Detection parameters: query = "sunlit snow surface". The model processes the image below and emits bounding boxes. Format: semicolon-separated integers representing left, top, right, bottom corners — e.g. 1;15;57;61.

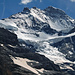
11;56;48;75
0;7;75;70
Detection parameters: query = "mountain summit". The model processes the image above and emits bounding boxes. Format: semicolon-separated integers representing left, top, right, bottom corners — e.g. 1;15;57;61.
44;6;66;15
0;6;75;75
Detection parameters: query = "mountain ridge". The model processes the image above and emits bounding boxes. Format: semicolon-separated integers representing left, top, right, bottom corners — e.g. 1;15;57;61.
0;6;75;75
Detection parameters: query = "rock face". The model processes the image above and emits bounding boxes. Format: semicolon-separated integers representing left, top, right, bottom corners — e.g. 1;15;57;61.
0;28;67;75
0;6;75;75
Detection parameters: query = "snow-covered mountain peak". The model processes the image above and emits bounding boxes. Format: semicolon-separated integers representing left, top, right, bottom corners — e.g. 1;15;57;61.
0;6;75;74
0;6;75;34
44;6;66;15
30;7;43;15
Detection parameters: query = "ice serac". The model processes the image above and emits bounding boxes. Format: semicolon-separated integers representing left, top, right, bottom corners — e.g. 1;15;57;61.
0;6;75;75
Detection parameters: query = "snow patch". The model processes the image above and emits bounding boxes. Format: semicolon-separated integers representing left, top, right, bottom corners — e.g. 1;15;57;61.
11;56;50;75
68;51;73;55
0;44;3;47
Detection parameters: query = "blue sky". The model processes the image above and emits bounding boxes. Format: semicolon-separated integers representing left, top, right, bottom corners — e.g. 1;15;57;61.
0;0;75;19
